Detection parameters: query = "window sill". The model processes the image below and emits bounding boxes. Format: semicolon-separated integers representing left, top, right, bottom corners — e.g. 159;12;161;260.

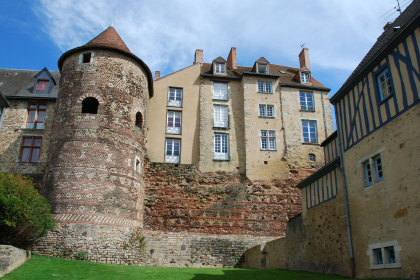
300;109;316;112
370;262;402;270
302;142;319;146
23;128;45;131
213;127;230;130
258;116;275;119
257;92;273;94
212;99;228;102
213;159;230;162
260;149;277;152
167;105;183;108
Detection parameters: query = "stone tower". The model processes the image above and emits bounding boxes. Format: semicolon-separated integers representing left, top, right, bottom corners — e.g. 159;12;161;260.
40;26;153;259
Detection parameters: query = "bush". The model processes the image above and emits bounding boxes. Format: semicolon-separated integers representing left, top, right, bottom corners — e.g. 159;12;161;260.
0;172;55;249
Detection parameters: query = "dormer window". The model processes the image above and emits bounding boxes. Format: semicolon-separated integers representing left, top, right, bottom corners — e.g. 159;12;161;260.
215;63;226;74
83;52;92;63
36;80;49;90
301;72;310;83
258;64;268;74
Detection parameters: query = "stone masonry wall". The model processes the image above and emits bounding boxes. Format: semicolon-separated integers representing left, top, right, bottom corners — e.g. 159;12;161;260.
0;245;30;278
144;162;315;236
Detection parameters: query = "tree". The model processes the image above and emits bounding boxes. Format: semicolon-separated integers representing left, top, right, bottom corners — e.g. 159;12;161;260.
0;172;55;249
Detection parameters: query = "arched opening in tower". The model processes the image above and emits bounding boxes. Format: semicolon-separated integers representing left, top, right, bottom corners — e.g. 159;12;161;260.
135;112;143;130
82;97;99;114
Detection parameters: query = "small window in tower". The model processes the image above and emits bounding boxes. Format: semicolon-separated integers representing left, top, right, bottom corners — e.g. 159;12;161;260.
309;154;316;162
83;52;92;63
135;112;143;129
136;158;141;173
82;97;99;114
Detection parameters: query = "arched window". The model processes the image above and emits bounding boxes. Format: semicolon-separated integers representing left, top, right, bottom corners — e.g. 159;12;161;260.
82;97;99;114
135;112;143;129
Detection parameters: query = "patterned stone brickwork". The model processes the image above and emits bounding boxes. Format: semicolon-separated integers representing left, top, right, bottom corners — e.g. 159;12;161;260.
0;99;55;181
42;48;150;229
144;162;315;236
33;223;271;268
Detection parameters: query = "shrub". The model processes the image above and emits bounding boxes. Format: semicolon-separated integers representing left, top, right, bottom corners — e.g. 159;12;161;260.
0;172;55;249
74;252;87;260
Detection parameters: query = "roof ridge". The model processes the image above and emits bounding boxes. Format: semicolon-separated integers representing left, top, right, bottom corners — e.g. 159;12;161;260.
155;63;200;81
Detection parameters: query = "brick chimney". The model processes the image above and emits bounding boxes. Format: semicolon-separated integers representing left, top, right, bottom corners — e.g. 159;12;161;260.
155;71;160;80
194;49;203;64
227;47;237;69
298;48;310;71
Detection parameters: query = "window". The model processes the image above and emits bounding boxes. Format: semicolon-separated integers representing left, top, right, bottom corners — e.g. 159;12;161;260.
27;102;46;129
374;248;383;264
135;112;143;130
365;161;373;186
214;133;229;160
300;92;314;111
135;158;141;174
166;111;181;134
215;63;226;74
259;104;274;117
82;97;99;114
309;154;316;162
301;72;309;83
168;88;182;107
82;52;92;63
364;154;384;187
165;139;180;163
213;105;228;128
258;81;272;93
385;247;396;264
374;155;383;181
261;130;276;150
258;64;268;74
36;80;49;91
20;137;42;163
377;68;392;100
302;121;317;143
368;241;401;269
213;83;228;100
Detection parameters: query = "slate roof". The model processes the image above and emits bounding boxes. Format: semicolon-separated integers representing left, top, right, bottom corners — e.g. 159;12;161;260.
0;91;10;108
331;0;420;103
0;68;60;99
201;62;329;90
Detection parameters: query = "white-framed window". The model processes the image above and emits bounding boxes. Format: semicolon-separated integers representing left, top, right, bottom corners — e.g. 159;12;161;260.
368;241;401;269
260;130;276;150
365;161;373;186
258;64;268;74
301;72;309;83
374;155;383;181
213;105;228;128
166;111;181;134
302;120;317;143
215;63;226;74
363;154;384;187
309;153;316;162
259;104;274;117
214;133;229;160
213;83;228;100
168;88;182;107
257;81;272;93
165;138;180;163
377;68;392;100
300;92;314;111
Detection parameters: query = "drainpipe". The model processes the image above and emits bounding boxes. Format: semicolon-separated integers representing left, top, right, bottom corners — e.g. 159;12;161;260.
321;90;328;138
335;107;355;278
0;107;5;133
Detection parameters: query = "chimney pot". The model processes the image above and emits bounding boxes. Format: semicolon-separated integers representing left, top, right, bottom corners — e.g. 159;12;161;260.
155;71;160;80
298;48;310;71
227;47;237;69
194;49;203;65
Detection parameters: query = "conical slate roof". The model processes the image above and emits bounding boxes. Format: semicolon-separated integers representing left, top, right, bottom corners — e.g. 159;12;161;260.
85;26;131;53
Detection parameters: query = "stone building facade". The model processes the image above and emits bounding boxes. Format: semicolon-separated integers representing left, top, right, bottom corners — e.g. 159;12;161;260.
0;26;333;267
244;1;420;278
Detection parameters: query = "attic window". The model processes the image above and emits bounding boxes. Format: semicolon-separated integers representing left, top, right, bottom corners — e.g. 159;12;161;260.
301;72;310;83
82;52;92;63
82;97;99;114
36;80;49;90
258;64;268;74
215;63;225;74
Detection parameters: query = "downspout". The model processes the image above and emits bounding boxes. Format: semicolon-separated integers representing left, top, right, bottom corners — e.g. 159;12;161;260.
321;90;328;137
279;86;287;160
0;107;5;133
335;106;355;278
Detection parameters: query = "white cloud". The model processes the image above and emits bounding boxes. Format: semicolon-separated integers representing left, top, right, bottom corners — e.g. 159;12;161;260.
35;0;409;77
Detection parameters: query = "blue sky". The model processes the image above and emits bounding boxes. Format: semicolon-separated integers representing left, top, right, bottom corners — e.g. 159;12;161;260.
0;0;410;108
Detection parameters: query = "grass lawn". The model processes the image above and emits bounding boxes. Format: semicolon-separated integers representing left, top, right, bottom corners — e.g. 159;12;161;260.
3;255;403;280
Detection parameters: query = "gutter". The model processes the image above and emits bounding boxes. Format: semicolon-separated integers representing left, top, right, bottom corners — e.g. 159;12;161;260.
322;90;328;138
280;83;331;91
335;108;355;278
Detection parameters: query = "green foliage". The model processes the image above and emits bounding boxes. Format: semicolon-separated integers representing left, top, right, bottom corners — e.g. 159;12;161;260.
74;252;87;260
150;249;155;255
131;229;147;252
0;172;55;249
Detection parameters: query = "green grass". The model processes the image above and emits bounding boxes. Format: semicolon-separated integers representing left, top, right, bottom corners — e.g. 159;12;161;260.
3;255;402;280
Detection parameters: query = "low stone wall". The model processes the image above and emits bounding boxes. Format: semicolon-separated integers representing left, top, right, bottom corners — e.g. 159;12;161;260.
0;245;30;278
33;222;274;268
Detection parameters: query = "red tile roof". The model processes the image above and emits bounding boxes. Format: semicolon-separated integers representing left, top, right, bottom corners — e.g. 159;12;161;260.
85;26;131;53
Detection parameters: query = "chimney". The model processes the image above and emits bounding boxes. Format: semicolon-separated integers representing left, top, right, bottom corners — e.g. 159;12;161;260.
227;47;237;69
194;49;203;64
383;22;393;31
155;71;160;80
298;48;310;71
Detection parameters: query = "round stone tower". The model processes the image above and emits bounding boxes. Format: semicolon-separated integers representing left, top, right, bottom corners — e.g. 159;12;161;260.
38;26;153;261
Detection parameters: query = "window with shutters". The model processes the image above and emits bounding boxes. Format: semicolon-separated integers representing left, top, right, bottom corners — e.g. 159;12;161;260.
166;111;181;134
213;83;228;100
259;104;274;117
26;102;46;129
213;105;228;128
165;138;180;163
260;130;276;150
20;137;42;163
214;133;229;160
168;88;182;107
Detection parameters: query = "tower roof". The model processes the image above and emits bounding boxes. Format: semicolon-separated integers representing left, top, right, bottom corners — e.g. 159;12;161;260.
85;26;131;53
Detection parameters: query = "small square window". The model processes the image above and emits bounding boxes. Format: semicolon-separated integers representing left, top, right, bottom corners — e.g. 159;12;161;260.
259;104;274;117
300;92;314;111
377;68;392;100
168;88;182;107
36;80;49;91
20;137;42;163
215;63;226;74
309;154;316;162
258;64;268;74
82;52;92;63
258;81;272;93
